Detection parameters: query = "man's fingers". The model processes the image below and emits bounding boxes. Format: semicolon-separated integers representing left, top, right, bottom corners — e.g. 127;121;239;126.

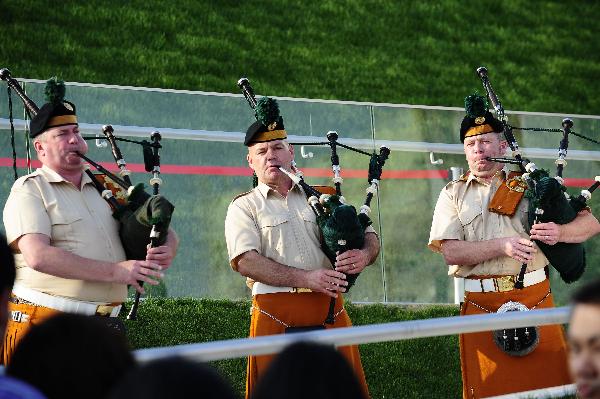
518;238;534;246
325;270;347;279
146;252;168;261
137;274;160;286
322;274;347;287
142;261;163;271
336;265;359;274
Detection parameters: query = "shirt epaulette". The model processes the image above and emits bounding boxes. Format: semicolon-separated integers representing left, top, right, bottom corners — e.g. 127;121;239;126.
230;189;254;203
443;171;469;189
11;170;42;188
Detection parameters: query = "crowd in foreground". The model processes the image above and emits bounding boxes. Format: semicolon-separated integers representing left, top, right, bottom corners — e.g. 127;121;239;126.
1;233;600;398
0;230;369;399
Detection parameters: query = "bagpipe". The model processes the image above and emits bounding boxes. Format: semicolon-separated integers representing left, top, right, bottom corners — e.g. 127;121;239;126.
1;69;175;319
476;66;598;283
238;77;390;324
84;127;173;320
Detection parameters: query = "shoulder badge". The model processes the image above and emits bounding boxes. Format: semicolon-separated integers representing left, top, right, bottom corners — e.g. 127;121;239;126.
505;174;528;193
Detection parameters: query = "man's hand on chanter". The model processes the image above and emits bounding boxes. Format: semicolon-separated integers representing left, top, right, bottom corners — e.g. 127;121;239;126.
501;236;537;263
334;248;369;274
304;269;348;298
114;260;164;294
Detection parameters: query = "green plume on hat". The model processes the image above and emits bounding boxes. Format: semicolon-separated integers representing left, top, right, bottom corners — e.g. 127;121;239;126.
464;93;488;118
255;96;280;127
44;77;66;105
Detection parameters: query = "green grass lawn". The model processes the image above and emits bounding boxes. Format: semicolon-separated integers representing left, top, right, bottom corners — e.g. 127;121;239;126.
1;0;599;115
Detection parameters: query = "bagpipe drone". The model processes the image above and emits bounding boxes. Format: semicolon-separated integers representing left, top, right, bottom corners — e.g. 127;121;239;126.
238;77;390;325
0;68;174;320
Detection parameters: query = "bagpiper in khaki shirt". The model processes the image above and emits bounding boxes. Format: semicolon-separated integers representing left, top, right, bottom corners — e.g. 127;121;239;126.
225;182;375;288
3;165;127;303
428;168;548;277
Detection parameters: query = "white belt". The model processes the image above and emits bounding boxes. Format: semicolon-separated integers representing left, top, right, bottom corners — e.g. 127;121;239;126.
12;284;122;317
252;282;313;296
464;268;547;293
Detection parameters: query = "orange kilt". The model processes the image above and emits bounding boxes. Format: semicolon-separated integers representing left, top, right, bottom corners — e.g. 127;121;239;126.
460;278;571;398
246;292;369;399
1;299;60;365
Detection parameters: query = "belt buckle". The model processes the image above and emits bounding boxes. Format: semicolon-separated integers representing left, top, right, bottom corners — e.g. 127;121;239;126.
95;305;114;317
292;288;312;293
496;276;516;292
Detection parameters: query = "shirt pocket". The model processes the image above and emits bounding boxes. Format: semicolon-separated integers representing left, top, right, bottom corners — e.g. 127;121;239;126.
458;203;482;241
258;213;290;255
300;207;321;243
49;209;82;251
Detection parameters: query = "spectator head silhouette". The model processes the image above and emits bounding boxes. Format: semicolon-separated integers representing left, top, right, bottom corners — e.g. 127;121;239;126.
251;341;367;399
6;313;134;399
108;356;239;399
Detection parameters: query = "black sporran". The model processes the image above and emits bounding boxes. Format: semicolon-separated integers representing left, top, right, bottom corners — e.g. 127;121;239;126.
492;301;539;357
284;325;326;334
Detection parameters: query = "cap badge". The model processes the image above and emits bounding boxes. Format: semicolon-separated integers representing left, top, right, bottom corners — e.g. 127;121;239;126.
474;116;486;125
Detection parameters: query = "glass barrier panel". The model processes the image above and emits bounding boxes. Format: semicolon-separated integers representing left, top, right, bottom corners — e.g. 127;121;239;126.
1;80;599;304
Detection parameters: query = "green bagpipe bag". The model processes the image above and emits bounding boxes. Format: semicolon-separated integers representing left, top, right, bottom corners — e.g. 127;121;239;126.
526;170;585;283
113;183;175;260
318;195;371;291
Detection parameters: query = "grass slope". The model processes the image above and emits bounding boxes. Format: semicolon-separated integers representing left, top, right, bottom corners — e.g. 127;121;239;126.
1;0;599;114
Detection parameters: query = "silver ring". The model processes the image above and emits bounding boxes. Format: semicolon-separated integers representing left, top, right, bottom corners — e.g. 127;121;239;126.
545;235;549;240
352;263;356;269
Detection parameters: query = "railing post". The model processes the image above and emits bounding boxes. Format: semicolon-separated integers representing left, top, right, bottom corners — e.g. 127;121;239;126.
449;166;465;305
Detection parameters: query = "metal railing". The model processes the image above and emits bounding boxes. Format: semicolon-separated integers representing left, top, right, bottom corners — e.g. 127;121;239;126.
134;306;575;398
134;306;570;362
2;119;599;161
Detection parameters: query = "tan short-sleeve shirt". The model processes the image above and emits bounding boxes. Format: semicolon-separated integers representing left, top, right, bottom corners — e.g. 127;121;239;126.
225;182;375;287
3;165;127;302
428;170;548;277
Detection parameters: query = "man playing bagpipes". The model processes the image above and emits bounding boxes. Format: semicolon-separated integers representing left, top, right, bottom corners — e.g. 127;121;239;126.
224;96;379;399
1;79;178;364
428;94;599;398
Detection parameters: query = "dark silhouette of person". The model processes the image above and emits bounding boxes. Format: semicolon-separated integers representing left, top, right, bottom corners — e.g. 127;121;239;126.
251;341;367;399
6;313;135;399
